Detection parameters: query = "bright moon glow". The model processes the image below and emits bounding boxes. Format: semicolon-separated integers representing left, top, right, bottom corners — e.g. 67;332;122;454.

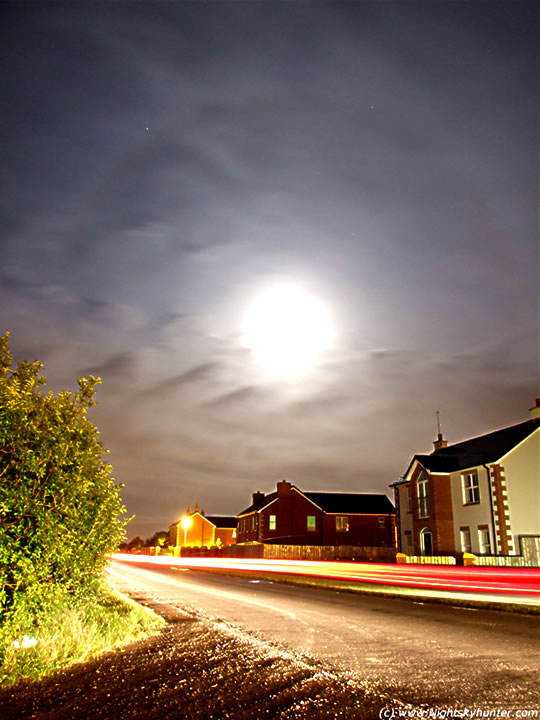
242;284;333;377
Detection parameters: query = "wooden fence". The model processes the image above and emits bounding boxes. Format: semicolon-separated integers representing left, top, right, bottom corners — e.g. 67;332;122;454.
226;544;398;563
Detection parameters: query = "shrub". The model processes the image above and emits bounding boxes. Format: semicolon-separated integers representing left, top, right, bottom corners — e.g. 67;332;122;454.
0;332;127;622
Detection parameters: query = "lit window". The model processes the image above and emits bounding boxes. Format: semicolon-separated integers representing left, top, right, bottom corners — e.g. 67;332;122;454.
462;472;480;504
460;528;471;553
417;473;430;518
336;516;349;532
478;527;491;554
269;514;276;531
307;515;316;531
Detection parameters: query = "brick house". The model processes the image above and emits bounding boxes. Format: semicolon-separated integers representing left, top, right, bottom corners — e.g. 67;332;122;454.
169;506;237;548
391;400;540;560
236;480;396;546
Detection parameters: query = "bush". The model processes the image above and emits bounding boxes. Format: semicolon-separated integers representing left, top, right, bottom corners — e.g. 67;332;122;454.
0;332;128;622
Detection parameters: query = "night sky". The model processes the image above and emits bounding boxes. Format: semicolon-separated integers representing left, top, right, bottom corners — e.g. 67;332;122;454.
2;1;538;540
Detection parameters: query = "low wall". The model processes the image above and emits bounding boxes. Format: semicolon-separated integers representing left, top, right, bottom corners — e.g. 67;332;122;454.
401;555;457;566
471;555;534;568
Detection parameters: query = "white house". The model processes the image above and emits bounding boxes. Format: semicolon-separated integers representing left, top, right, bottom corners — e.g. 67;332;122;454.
391;400;540;563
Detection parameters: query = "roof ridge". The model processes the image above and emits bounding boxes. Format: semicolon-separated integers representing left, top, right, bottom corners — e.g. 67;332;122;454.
304;490;388;495
437;418;536;452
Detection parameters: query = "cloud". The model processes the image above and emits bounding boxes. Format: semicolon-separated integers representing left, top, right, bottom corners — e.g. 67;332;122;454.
80;351;136;384
139;362;221;400
1;2;536;540
204;386;267;409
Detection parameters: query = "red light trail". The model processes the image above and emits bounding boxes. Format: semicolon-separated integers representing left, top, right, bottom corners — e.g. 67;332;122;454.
111;554;540;602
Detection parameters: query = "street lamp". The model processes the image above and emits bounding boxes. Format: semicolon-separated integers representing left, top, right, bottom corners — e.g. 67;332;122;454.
181;516;191;546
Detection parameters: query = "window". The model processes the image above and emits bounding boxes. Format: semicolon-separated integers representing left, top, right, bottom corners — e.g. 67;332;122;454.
460;527;472;553
478;527;491;555
307;515;316;531
406;485;412;512
462;472;480;504
404;532;413;552
417;473;430;518
336;516;349;532
378;516;385;527
268;514;276;531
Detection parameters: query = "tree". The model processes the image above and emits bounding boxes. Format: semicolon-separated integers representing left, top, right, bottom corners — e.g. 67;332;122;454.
145;530;168;548
0;332;127;619
127;536;144;551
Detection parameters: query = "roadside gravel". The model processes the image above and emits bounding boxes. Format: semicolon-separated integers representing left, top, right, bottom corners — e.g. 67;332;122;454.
0;585;412;720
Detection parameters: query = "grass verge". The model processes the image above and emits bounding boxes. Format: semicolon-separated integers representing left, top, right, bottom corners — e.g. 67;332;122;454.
0;579;165;687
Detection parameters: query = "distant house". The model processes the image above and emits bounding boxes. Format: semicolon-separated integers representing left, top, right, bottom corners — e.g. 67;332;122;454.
391;400;540;561
236;480;396;547
169;506;237;548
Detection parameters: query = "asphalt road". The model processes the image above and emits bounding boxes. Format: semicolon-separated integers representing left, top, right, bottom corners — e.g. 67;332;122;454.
109;558;540;712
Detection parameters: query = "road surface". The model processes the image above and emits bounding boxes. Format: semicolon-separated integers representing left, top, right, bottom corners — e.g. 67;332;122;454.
109;558;540;712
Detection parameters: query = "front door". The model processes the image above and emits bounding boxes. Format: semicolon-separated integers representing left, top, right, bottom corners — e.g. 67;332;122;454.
420;528;433;555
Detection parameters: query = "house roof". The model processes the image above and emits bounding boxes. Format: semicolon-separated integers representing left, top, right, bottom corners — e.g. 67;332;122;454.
204;515;237;529
302;491;395;514
170;513;237;529
237;487;395;516
237;492;279;516
404;418;539;476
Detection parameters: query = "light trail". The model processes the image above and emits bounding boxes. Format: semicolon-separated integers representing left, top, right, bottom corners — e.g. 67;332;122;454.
110;554;540;601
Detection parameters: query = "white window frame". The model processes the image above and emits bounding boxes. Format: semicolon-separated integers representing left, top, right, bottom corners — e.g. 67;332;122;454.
460;527;472;553
268;514;276;531
462;471;480;505
417;473;430;518
406;485;412;512
404;532;413;552
478;527;491;555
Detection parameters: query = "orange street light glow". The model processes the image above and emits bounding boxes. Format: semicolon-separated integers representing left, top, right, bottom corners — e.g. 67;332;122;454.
110;554;540;601
180;516;191;545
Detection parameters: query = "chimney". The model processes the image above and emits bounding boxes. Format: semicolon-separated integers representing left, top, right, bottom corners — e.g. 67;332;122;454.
529;398;540;420
433;433;448;452
277;479;292;497
432;410;448;452
252;491;265;505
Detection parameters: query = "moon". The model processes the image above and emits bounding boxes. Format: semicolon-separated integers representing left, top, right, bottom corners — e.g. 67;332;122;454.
242;283;333;378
